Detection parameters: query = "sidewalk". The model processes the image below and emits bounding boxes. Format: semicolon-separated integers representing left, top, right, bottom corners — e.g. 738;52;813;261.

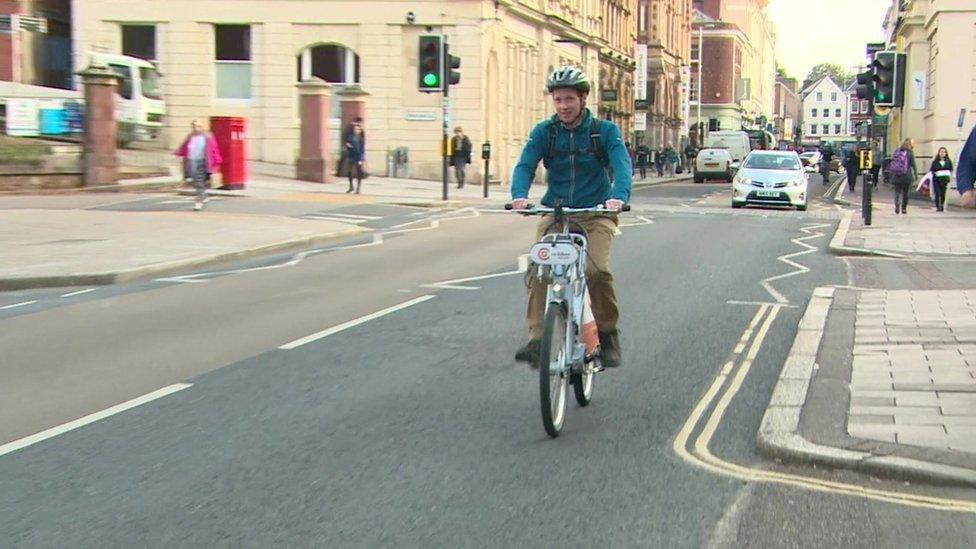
760;181;976;486
830;180;976;257
0;209;366;291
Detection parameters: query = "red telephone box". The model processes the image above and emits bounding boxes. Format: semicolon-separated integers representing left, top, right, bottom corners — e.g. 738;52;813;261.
209;116;247;189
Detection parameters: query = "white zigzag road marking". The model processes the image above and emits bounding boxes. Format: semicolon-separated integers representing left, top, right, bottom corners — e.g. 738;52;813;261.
760;223;832;304
155;208;480;283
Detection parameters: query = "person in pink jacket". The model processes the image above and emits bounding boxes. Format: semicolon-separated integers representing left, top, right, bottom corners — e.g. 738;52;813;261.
175;119;223;211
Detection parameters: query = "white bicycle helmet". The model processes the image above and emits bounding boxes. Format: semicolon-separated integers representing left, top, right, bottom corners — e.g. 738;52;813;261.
546;66;591;94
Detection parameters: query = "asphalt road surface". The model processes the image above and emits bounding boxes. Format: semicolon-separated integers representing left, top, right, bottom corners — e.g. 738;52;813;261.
2;180;975;547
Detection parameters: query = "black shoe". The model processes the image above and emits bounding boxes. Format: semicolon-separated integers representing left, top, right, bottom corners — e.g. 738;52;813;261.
598;329;621;368
515;340;541;366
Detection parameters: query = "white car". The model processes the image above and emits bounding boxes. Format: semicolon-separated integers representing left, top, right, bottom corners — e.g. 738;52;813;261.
693;148;733;183
799;151;822;173
731;151;809;211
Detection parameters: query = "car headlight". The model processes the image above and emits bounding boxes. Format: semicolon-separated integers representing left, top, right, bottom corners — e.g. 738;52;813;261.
790;178;805;187
735;177;751;186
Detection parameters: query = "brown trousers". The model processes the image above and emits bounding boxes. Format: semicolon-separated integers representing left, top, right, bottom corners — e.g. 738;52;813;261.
526;215;619;340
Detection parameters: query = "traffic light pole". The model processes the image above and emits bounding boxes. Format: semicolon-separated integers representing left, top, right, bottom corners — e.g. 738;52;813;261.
441;42;450;202
862;97;873;226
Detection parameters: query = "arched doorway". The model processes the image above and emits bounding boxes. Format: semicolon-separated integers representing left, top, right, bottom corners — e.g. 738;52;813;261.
296;43;361;118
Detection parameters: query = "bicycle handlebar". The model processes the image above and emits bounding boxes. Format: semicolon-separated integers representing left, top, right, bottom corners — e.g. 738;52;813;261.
504;203;631;213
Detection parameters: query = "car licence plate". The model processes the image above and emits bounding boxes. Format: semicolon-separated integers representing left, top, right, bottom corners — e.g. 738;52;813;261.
756;190;780;198
705;163;719;168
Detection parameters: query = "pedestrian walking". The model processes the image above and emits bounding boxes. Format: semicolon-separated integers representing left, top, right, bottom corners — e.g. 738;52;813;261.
655;146;665;177
956;125;976;209
664;143;678;177
870;138;882;188
345;124;366;194
635;144;650;179
684;143;698;173
335;117;363;177
844;148;859;192
930;146;953;212
174;119;223;211
890;138;918;214
450;126;472;189
626;142;636;176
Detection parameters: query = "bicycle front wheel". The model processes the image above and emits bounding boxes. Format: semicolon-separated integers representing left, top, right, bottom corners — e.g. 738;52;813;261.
540;302;569;438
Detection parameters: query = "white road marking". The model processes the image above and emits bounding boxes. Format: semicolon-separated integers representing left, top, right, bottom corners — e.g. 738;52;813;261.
303;215;370;224
279;295;436;350
726;300;798;308
321;212;382;220
420;283;480;291
60;288;96;298
0;300;37;310
0;383;192;458
760;223;831;304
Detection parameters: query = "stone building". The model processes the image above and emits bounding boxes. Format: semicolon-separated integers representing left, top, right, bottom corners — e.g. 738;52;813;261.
636;0;692;149
71;0;636;184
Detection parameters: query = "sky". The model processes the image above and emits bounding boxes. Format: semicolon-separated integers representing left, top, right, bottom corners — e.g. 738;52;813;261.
766;0;891;81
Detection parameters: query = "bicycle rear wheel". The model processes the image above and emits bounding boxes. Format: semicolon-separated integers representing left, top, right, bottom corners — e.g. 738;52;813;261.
571;362;594;406
539;302;569;438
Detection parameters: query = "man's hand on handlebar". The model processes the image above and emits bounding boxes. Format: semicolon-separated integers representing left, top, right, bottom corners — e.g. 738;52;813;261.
604;199;624;212
512;198;530;210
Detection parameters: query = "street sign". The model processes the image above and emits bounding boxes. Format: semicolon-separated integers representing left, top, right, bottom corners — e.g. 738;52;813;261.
958;108;967;129
635;45;647;101
600;89;619;103
634;112;647;132
635;99;648;110
5;98;39;136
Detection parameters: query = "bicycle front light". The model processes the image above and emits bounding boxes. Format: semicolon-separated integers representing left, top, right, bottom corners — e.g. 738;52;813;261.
551;283;563;294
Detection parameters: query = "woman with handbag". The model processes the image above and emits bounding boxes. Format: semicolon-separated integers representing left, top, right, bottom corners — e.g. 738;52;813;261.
930;147;953;212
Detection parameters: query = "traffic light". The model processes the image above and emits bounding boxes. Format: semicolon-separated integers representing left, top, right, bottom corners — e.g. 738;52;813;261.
871;51;906;107
418;35;443;93
446;46;461;88
854;69;873;101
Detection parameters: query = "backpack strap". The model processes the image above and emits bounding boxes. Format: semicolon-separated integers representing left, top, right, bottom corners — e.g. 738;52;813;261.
589;118;609;169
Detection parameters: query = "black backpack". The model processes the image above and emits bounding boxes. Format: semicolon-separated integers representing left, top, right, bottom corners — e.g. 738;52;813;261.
542;117;609;170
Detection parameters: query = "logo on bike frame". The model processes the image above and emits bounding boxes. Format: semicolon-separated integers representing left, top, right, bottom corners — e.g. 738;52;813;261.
530;242;579;266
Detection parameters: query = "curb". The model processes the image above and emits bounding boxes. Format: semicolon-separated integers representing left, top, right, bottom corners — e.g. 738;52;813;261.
757;286;976;488
0;226;368;291
826;210;908;259
632;175;692;189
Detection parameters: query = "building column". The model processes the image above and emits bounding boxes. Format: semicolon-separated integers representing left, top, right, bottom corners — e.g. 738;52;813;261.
78;64;119;187
0;1;23;82
295;79;333;183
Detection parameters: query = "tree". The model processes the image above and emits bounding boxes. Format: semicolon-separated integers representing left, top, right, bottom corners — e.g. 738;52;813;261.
805;63;851;86
776;66;788;78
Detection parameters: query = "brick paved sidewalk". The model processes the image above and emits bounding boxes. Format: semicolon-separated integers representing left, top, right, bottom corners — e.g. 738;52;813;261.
837;182;976;256
849;290;976;453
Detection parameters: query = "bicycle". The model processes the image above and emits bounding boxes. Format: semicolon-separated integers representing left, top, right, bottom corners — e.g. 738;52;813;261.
506;201;630;437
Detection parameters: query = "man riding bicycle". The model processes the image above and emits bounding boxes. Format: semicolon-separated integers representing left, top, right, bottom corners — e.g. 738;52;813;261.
511;66;633;368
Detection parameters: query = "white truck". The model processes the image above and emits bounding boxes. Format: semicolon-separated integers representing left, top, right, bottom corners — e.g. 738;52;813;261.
1;52;165;144
704;130;751;170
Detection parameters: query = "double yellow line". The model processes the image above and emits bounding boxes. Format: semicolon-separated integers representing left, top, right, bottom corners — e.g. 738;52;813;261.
673;305;976;513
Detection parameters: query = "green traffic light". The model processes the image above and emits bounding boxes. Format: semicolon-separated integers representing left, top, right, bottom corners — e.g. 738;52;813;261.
423;73;439;87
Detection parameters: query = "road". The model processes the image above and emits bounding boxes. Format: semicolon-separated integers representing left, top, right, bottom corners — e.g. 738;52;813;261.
2;176;975;546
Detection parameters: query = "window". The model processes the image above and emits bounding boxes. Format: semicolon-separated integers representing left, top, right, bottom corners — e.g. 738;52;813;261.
107;63;133;100
810;124;817;135
822;108;829;117
297;44;359;84
691;43;699;62
822;124;829;135
214;24;251;99
835;124;842;134
810;108;817;118
831;92;837;101
689;77;698;102
638;3;647;32
835;108;842;118
861;99;869;112
816;92;822;101
850;98;859;114
121;25;155;61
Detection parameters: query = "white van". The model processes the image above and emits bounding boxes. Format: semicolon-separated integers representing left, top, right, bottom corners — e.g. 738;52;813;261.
88;52;166;143
704;131;751;170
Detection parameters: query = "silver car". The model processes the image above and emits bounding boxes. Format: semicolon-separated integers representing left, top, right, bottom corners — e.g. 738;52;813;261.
731;151;809;211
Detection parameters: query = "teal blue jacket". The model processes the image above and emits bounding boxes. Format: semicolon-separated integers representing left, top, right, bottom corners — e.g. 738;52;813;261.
511;109;632;207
